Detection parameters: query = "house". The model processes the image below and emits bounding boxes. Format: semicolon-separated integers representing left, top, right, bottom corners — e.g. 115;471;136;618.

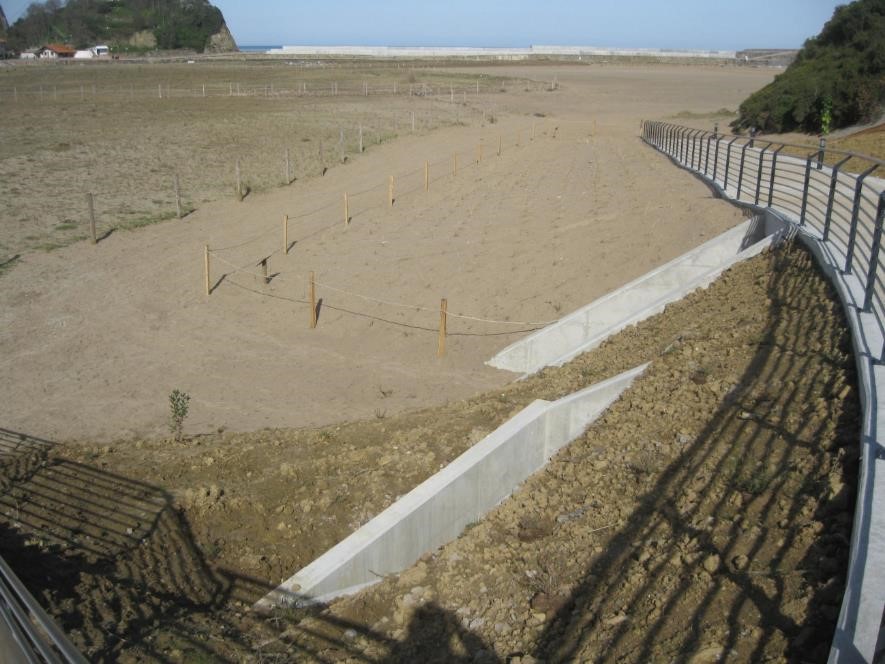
20;50;37;60
38;44;76;59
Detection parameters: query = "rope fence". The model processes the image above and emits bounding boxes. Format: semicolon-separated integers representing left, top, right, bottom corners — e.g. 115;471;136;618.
201;122;557;354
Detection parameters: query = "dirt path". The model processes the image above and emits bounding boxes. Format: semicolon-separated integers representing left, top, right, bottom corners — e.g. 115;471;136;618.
0;64;773;443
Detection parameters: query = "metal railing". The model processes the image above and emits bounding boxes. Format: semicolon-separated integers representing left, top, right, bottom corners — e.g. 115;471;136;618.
0;430;87;663
642;121;885;358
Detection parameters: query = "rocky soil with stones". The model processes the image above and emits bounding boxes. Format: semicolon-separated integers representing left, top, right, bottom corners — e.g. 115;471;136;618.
0;239;859;662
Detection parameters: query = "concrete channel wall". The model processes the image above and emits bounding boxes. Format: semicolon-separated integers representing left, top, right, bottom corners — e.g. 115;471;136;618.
488;214;789;376
255;363;648;610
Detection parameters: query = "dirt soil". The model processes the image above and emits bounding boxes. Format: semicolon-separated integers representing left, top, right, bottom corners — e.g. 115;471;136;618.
0;63;774;443
0;240;858;662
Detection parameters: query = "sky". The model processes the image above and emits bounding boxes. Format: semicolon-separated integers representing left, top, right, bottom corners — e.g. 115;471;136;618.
3;0;848;51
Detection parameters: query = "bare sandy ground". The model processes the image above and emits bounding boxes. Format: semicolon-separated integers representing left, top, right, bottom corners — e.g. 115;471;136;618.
0;64;775;442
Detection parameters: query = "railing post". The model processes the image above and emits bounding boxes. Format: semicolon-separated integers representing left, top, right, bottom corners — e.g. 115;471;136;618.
768;145;785;208
689;130;699;170
723;137;739;191
845;165;881;274
754;143;772;206
704;135;713;175
862;191;885;313
712;137;722;184
799;155;814;226
737;140;750;199
822;155;852;241
817;136;826;170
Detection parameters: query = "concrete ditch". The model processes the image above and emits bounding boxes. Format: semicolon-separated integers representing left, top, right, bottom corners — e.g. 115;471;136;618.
254;363;648;610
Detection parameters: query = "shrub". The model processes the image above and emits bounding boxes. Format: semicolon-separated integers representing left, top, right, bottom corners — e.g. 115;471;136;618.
168;389;190;441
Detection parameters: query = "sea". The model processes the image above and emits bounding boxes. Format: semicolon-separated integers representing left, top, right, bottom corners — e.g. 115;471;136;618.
238;45;282;53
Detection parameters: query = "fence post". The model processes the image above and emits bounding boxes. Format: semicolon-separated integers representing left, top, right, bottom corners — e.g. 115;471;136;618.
285;148;291;184
689;130;698;169
498;135;502;157
309;271;317;328
723;137;739;191
768;145;785;208
438;298;447;357
754;143;771;206
845;165;880;274
712;137;722;183
823;155;852;241
736;140;750;199
453;153;458;177
704;134;712;175
87;193;97;244
389;175;394;207
799;156;813;226
236;158;242;200
817;137;826;170
424;161;429;191
174;174;182;219
204;245;210;296
862;192;885;313
283;214;289;254
344;192;349;226
359;124;364;153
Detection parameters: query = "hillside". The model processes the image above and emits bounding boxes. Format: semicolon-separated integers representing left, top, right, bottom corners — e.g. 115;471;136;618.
6;0;237;53
732;0;885;134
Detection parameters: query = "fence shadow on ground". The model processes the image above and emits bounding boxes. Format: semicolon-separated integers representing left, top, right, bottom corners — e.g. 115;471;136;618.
0;427;497;662
527;242;858;663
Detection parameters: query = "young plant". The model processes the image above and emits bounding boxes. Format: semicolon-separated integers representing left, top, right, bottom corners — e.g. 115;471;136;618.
168;389;190;441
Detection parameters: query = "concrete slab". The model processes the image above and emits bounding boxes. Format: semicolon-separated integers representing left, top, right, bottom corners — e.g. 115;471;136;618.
254;363;648;610
487;214;789;375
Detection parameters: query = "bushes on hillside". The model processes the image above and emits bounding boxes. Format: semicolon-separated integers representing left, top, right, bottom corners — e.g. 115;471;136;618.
732;0;885;134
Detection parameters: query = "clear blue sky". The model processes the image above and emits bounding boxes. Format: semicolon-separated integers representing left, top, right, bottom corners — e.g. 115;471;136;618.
3;0;847;50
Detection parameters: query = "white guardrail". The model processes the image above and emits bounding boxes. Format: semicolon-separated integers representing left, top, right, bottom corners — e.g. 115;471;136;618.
642;121;885;664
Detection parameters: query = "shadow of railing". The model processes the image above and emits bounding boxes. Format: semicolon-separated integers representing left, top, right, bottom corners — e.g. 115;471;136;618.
525;242;858;662
0;427;497;662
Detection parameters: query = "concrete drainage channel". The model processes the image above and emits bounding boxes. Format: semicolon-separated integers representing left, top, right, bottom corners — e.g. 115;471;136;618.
256;212;789;611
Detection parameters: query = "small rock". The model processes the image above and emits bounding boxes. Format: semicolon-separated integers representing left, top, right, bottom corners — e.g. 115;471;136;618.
732;554;749;570
688;644;725;663
703;554;721;573
603;612;628;627
343;628;357;640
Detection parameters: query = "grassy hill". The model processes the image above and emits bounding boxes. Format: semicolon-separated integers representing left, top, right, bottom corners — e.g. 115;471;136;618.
732;0;885;134
7;0;233;53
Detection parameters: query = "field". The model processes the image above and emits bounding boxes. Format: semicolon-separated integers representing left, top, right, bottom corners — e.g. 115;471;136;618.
0;59;860;661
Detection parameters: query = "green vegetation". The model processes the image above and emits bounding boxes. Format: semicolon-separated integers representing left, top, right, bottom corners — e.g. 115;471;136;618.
732;0;885;134
168;389;190;442
7;0;226;52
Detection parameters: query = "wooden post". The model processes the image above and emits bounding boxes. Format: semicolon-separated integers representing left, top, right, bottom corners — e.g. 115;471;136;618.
424;161;429;191
158;83;162;99
202;84;206;97
339;128;345;163
283;214;289;254
359;124;364;153
319;138;325;173
498;135;502;156
532;122;536;141
438;298;447;357
344;192;349;226
235;158;242;200
476;80;479;95
261;258;269;284
87;193;96;244
309;271;317;328
477;142;483;163
394;81;397;94
450;85;454;103
453;154;458;176
364;81;368;96
388;176;395;207
204;245;210;296
285;147;291;184
174;174;182;219
411;111;416;132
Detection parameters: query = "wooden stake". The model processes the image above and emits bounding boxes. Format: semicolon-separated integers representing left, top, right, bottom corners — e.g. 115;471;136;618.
424;161;429;191
174;174;182;219
359;124;364;153
283;214;289;254
309;271;317;328
202;84;206;97
498;135;502;156
261;258;269;284
285;148;291;184
453;153;458;177
87;193;96;244
388;175;394;207
438;298;447;357
235;158;242;200
158;83;162;99
344;192;349;226
411;111;416;132
204;245;210;296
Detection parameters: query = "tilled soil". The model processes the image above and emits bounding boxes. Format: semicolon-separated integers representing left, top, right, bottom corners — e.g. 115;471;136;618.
0;240;858;662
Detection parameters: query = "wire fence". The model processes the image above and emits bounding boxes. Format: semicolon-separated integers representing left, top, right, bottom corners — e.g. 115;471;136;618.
203;122;553;349
642;120;885;357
